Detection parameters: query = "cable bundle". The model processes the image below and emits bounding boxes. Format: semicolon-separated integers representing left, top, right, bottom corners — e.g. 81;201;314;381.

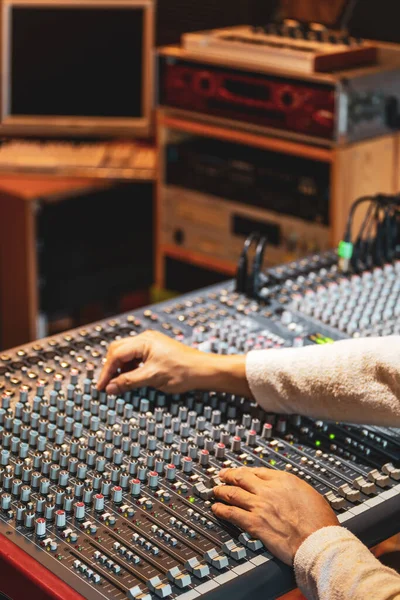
338;194;400;273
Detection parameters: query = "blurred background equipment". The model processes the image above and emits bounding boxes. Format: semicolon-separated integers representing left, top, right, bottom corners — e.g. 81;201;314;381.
159;27;400;145
0;177;154;349
1;0;400;342
0;0;154;138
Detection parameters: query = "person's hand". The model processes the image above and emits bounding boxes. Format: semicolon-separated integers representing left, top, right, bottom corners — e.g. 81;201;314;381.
212;467;339;565
97;330;251;397
97;331;206;395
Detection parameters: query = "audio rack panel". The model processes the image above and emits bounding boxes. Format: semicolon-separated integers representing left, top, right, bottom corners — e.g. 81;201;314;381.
0;251;399;600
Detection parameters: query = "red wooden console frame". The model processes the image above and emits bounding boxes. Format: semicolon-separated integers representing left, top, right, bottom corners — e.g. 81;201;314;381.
0;532;85;600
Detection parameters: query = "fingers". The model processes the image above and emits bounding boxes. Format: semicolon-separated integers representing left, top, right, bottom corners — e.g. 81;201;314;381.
218;467;263;494
211;503;253;531
213;485;255;510
246;467;276;481
97;336;148;390
105;365;154;395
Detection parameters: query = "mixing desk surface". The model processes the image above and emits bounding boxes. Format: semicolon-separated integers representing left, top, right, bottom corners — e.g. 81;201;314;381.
0;251;399;600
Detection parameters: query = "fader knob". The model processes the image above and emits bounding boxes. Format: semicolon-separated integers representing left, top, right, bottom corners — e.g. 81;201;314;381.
198;450;209;466
171;452;181;467
215;443;226;460
112;486;123;504
147;437;157;452
94;494;105;512
83;488;94;505
220;432;230;446
20;485;31;503
204;438;214;452
101;480;112;496
246;430;257;446
74;501;85;520
137;466;147;482
165;464;176;481
35;496;46;513
276;418;287;434
16;503;26;522
55;489;65;506
148;471;159;488
182;457;193;474
24;511;35;529
1;450;9;466
231;436;241;453
35;517;46;537
155;459;165;475
196;417;206;431
1;493;11;511
195;433;205;448
179;440;189;455
56;510;66;528
130;479;141;497
261;423;273;439
45;503;55;521
164;430;174;445
12;478;22;496
235;425;245;439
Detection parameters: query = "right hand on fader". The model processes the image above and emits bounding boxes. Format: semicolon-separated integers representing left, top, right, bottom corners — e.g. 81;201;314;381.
97;330;252;398
213;467;339;566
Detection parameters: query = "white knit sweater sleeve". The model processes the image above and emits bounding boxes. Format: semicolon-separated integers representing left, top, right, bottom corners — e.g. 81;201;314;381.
245;335;400;426
245;336;400;600
294;527;400;600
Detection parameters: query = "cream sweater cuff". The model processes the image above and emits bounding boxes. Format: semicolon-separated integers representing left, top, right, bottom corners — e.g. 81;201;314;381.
293;526;356;599
293;525;400;600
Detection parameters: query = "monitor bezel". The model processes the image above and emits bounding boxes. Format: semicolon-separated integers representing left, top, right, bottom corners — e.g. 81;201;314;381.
0;0;154;138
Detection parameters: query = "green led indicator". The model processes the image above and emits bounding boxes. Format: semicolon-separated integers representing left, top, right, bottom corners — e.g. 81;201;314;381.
329;433;335;440
189;497;196;504
315;440;321;447
269;459;276;466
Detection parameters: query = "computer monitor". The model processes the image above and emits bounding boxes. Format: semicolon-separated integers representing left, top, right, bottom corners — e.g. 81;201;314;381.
0;0;154;138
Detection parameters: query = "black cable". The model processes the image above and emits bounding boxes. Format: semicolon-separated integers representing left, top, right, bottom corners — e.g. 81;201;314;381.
390;210;400;259
345;193;400;271
339;194;397;271
383;204;394;263
339;194;374;271
339;0;361;31
248;235;268;298
236;232;259;293
344;195;374;241
351;199;375;270
365;202;382;269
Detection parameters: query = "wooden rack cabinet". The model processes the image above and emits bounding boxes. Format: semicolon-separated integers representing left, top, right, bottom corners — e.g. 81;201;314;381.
155;108;397;291
0;176;111;350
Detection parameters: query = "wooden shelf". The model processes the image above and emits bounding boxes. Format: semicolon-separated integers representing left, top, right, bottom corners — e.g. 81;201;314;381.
157;113;334;163
161;244;237;276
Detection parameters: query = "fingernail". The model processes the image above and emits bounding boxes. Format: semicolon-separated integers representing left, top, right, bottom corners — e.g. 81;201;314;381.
218;469;227;477
106;383;119;395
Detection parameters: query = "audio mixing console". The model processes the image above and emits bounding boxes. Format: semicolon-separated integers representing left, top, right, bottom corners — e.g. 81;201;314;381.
0;251;399;600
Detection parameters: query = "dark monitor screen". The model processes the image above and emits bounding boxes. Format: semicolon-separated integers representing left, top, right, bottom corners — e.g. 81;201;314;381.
10;7;144;118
